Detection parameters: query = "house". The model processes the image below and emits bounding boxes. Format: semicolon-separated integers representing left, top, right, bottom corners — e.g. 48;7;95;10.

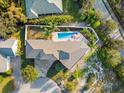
25;0;63;19
0;39;18;73
26;39;90;76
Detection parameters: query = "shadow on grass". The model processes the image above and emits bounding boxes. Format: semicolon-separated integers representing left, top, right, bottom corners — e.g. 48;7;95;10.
2;79;14;93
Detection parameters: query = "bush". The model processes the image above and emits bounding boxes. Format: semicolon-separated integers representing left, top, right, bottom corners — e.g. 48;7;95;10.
116;65;124;83
28;15;74;25
0;76;4;83
5;69;12;76
21;65;38;82
97;48;121;68
73;69;85;79
80;28;96;45
65;80;78;92
92;20;101;28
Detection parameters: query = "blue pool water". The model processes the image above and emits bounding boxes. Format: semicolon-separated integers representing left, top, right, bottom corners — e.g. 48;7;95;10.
58;32;78;39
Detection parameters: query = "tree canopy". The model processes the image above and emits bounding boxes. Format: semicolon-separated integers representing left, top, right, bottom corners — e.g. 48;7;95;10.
0;1;27;39
21;65;38;82
97;47;121;68
106;19;118;32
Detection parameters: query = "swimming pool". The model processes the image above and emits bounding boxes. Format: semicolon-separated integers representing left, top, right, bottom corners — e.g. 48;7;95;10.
58;32;78;39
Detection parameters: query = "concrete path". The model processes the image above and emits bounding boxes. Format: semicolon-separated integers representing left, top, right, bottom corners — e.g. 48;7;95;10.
11;57;23;89
14;77;61;93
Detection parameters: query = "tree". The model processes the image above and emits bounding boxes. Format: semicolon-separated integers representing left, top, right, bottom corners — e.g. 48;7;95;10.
95;10;103;19
0;0;8;9
7;2;27;23
106;19;118;32
0;17;17;39
22;65;38;82
92;20;101;28
106;49;121;68
105;38;124;50
116;65;124;82
97;48;121;68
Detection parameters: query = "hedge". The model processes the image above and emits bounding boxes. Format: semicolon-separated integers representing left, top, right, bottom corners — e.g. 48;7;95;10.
27;15;74;25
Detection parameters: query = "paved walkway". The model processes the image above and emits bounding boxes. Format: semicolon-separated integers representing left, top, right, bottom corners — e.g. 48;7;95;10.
11;57;23;89
14;77;61;93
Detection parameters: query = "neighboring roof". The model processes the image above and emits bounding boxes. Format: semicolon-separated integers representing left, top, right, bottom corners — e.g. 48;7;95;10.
0;39;16;48
15;77;61;93
0;39;17;56
0;55;10;73
26;40;90;69
25;0;63;18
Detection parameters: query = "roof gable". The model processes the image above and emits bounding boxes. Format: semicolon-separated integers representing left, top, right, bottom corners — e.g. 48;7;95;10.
0;39;17;56
25;0;63;18
26;39;90;69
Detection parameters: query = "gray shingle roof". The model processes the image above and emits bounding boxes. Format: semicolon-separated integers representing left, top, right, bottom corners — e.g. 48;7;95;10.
0;39;16;48
26;40;90;69
0;39;17;56
0;39;17;72
25;0;63;18
0;55;9;73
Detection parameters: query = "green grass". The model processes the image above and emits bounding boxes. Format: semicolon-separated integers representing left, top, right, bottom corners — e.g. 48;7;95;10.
0;77;15;93
63;0;81;21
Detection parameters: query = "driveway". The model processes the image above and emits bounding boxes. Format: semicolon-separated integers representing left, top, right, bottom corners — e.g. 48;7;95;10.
14;77;61;93
11;57;23;89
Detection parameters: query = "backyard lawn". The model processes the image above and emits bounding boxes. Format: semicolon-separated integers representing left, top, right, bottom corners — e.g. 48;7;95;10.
0;77;15;93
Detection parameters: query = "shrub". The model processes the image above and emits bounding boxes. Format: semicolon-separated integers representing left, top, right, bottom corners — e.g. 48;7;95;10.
116;65;124;83
21;65;38;82
0;76;4;83
73;69;84;79
65;80;78;92
28;15;74;25
92;21;101;28
97;48;121;68
80;28;96;45
5;69;12;76
105;19;118;32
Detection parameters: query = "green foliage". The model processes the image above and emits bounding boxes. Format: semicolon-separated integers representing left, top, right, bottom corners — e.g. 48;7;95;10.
7;3;27;23
0;77;14;93
16;39;23;56
106;19;118;32
28;15;74;25
86;74;95;88
73;69;85;79
92;21;101;28
0;1;26;39
0;16;17;39
5;70;12;76
0;76;4;83
65;80;78;92
116;65;124;83
105;39;124;50
63;0;81;21
80;28;96;45
21;65;38;82
97;48;121;68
